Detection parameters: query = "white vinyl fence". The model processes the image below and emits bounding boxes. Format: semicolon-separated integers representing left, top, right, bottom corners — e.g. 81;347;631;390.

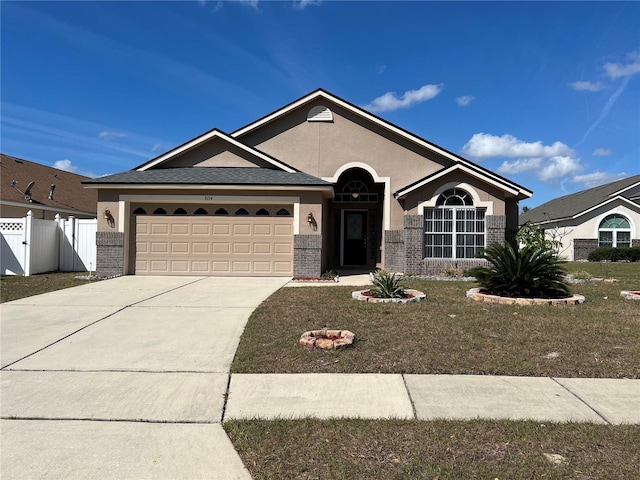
1;211;97;276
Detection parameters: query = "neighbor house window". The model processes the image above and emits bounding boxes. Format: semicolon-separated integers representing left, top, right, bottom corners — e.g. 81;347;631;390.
598;214;631;248
424;188;486;259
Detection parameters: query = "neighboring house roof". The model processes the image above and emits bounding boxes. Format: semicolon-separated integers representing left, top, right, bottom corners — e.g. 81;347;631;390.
83;167;333;189
131;89;531;199
1;153;97;216
520;174;640;225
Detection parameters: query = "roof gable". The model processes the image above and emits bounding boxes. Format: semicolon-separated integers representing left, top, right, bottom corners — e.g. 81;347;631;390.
232;89;531;198
135;129;297;173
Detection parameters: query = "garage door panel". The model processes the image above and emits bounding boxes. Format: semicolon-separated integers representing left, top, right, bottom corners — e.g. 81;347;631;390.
212;224;230;235
193;224;212;235
150;242;169;253
253;243;272;254
135;214;293;276
171;242;189;253
151;224;169;235
253;224;272;236
212;242;230;254
192;242;210;254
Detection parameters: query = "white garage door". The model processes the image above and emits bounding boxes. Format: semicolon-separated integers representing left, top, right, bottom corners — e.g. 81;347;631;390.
135;215;293;276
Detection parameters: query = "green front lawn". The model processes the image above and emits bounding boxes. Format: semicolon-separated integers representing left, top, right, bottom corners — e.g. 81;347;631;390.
231;262;640;378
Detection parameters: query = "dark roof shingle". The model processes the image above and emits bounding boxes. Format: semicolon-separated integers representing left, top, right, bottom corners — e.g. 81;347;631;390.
83;167;332;187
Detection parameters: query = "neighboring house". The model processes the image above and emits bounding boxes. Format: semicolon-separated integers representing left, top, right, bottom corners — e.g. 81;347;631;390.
84;89;532;278
519;175;640;261
1;154;97;219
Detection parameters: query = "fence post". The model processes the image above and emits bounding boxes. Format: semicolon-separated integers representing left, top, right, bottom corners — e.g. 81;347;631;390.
68;216;76;271
24;210;33;276
56;214;63;271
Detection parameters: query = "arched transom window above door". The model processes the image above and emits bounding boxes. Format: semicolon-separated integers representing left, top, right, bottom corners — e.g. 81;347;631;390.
598;214;631;248
334;180;379;203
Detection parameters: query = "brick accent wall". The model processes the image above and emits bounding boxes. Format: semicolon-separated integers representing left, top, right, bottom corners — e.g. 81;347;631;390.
96;232;124;278
421;258;488;275
384;230;405;273
404;215;423;275
486;215;507;246
573;238;598;261
633;239;640;248
293;234;322;277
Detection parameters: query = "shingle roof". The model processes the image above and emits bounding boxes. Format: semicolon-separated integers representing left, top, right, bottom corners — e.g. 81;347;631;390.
1;154;97;215
83;167;332;187
520;174;640;225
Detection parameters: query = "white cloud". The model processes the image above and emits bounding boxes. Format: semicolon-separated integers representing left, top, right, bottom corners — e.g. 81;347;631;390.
462;133;574;160
98;130;127;140
363;84;443;112
53;159;97;178
603;51;640;79
538;156;583;182
592;148;613;156
496;158;543;175
293;0;322;10
569;81;604;92
238;0;259;9
151;143;162;152
376;64;387;74
571;171;627;188
455;95;475;106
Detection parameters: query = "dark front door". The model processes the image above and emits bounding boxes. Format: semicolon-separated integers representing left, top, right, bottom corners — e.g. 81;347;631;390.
343;211;367;266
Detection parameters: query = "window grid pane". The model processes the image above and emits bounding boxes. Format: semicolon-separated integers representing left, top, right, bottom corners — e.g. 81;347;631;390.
424;207;485;259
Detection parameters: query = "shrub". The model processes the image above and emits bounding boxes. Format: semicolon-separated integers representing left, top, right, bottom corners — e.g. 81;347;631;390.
468;243;570;299
369;270;406;298
587;247;640;262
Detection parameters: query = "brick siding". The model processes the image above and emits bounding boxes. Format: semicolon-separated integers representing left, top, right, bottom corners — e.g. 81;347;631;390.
573;238;598;261
293;234;322;277
96;232;124;278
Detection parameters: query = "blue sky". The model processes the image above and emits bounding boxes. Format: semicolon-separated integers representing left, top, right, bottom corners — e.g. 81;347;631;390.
2;1;639;209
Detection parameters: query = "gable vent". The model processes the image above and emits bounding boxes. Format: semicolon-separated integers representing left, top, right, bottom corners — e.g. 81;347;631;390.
307;105;333;122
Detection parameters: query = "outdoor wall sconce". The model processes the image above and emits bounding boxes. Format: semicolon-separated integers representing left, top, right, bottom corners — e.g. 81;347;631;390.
103;209;115;228
307;212;317;231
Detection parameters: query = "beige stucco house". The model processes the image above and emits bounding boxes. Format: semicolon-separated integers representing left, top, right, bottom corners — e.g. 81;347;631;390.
520;174;640;261
85;89;532;278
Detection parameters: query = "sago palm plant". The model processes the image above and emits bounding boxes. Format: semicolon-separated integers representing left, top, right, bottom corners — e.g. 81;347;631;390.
468;243;570;299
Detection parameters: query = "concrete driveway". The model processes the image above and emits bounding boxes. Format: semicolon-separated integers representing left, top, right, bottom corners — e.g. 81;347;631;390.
1;276;288;479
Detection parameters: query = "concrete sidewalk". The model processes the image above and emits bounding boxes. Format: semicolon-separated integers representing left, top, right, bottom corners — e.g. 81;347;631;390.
225;373;640;425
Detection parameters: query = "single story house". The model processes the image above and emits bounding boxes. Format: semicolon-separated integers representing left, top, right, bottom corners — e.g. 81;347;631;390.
520;174;640;260
1;154;97;220
84;89;532;278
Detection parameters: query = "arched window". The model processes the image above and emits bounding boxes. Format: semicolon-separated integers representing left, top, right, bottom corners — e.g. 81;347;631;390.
276;208;291;216
194;208;208;215
173;208;187;215
133;207;146;214
214;208;229;215
599;214;631;248
235;208;249;215
424;188;485;259
256;208;270;216
153;208;167;215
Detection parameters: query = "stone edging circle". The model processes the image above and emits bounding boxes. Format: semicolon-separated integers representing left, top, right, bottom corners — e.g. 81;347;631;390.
620;291;640;300
466;288;586;306
299;329;355;350
352;289;426;303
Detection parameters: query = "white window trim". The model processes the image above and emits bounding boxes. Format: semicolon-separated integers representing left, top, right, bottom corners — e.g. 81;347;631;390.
423;206;486;259
593;209;635;244
417;182;493;215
